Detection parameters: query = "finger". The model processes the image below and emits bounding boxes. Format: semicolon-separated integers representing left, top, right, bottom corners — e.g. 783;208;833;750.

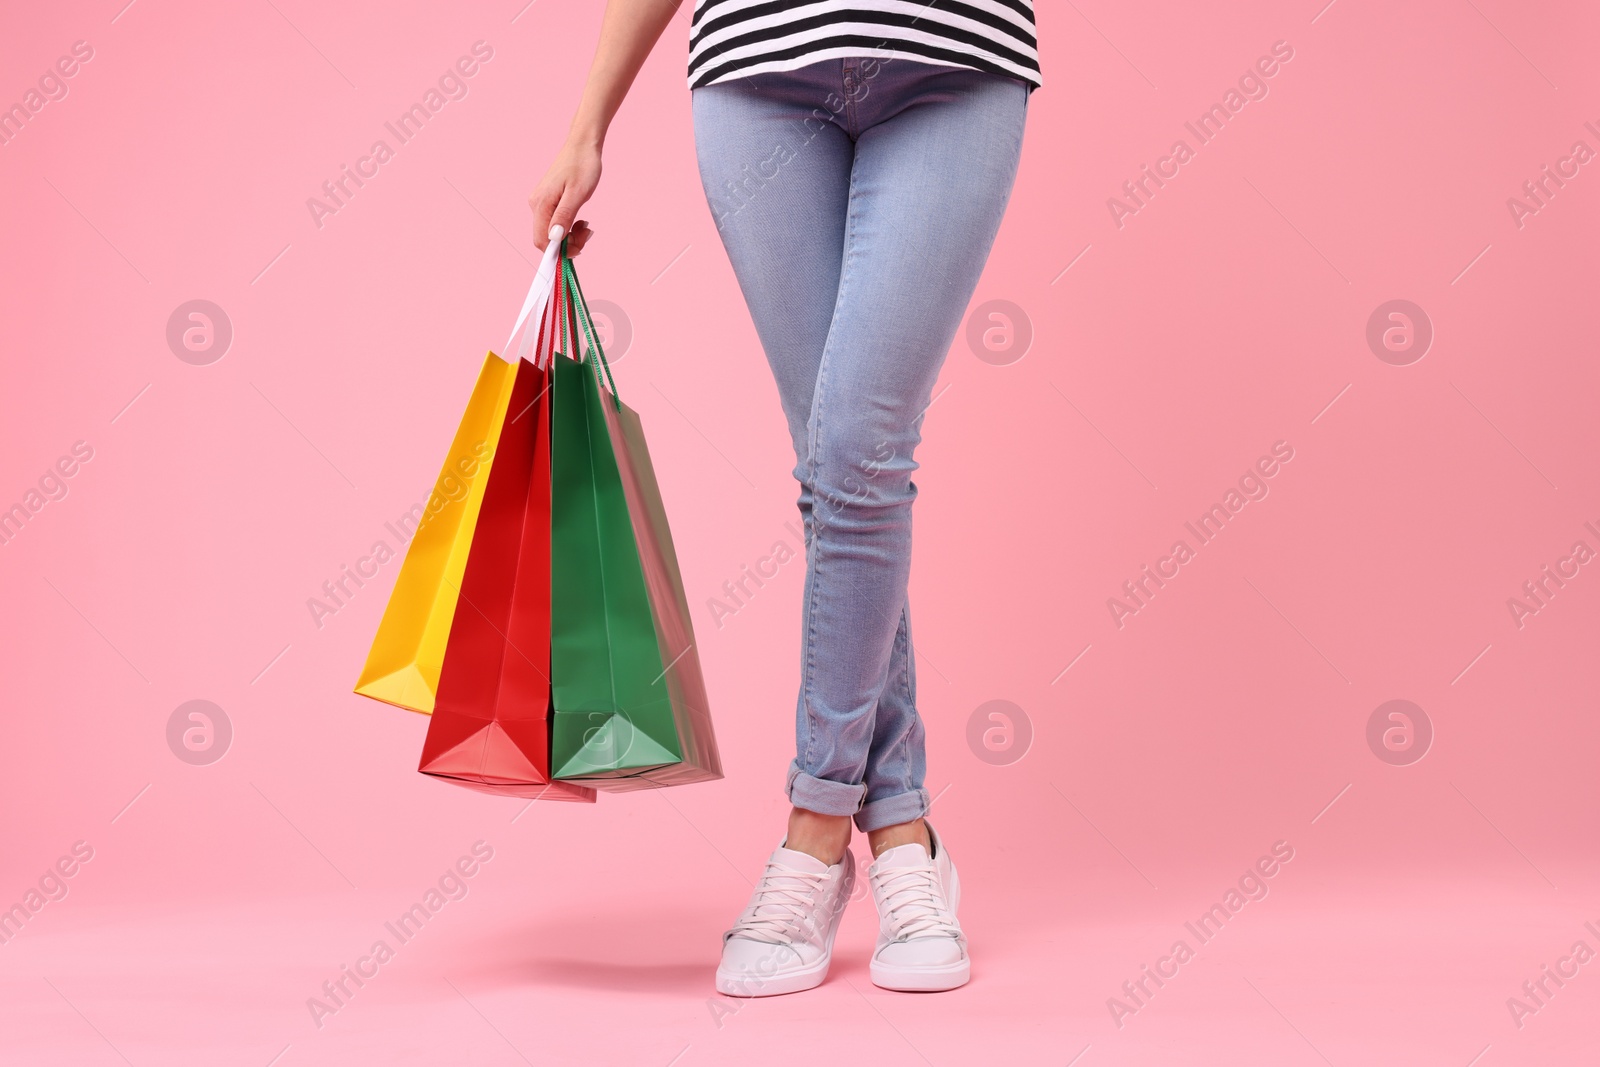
548;189;585;249
568;220;593;256
529;186;560;250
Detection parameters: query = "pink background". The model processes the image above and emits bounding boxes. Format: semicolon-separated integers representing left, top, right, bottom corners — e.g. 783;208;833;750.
2;0;1597;1063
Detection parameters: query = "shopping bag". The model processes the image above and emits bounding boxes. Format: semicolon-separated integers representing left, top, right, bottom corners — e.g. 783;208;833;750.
354;241;564;713
419;268;595;801
353;352;520;714
547;255;723;790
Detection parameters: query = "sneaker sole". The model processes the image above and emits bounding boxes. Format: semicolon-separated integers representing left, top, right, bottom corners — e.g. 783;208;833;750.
715;953;832;997
869;957;971;992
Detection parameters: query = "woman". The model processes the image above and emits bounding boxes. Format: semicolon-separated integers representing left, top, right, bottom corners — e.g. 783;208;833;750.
530;0;1039;995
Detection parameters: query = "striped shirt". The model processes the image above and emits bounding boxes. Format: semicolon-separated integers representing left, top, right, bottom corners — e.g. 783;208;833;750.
688;1;1041;91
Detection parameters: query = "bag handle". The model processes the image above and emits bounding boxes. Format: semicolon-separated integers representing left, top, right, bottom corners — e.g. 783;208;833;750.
505;236;564;363
534;254;560;367
557;246;574;366
560;246;622;410
515;249;561;369
502;232;621;411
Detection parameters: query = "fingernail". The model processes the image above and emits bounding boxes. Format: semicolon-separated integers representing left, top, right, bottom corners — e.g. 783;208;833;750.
548;224;565;241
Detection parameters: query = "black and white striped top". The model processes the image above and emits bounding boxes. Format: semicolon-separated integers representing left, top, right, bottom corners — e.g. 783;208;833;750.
687;1;1041;91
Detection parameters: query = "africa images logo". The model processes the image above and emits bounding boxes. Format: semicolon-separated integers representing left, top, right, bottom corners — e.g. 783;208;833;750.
1106;441;1295;628
305;41;495;229
1106;40;1296;229
0;40;95;149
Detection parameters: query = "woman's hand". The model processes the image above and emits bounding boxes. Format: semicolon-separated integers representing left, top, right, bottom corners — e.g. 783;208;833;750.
530;139;601;256
528;0;680;256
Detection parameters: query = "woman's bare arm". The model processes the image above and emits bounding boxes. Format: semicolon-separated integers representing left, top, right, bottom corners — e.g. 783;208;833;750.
529;0;680;255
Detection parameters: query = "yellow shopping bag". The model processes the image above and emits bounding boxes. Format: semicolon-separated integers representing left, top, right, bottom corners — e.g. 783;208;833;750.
354;351;520;714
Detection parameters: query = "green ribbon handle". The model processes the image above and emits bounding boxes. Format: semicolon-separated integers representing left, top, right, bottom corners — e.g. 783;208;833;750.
559;242;622;412
557;238;571;363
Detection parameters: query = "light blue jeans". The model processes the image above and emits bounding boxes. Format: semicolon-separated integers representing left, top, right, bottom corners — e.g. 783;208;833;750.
692;57;1028;831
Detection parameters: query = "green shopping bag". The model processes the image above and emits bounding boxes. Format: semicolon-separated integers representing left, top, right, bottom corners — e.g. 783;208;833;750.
547;256;722;790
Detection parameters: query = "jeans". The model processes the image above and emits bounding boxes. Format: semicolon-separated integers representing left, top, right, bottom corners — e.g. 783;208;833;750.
692;57;1028;832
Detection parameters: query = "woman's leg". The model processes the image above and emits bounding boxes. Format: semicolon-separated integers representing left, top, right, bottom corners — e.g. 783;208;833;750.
694;56;1027;997
798;61;1027;992
693;63;906;862
695;59;1027;838
696;70;871;997
798;59;1028;835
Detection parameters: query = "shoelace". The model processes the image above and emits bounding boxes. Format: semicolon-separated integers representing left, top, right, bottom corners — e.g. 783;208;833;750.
726;863;832;944
872;863;961;942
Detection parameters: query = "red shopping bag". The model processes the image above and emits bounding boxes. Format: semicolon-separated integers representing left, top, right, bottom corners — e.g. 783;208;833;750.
419;266;595;801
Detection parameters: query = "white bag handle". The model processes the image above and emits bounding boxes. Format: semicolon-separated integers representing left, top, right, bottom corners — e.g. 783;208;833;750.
504;228;565;365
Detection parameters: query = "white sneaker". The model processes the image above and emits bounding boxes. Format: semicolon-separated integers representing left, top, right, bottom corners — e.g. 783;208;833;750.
715;844;855;997
867;823;969;991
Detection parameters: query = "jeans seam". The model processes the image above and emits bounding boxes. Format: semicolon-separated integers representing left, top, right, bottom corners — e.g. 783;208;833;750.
798;124;864;779
842;59;858;137
896;610;914;793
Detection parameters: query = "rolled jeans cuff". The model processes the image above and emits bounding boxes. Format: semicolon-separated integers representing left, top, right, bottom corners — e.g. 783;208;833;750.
854;787;930;833
786;763;866;818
